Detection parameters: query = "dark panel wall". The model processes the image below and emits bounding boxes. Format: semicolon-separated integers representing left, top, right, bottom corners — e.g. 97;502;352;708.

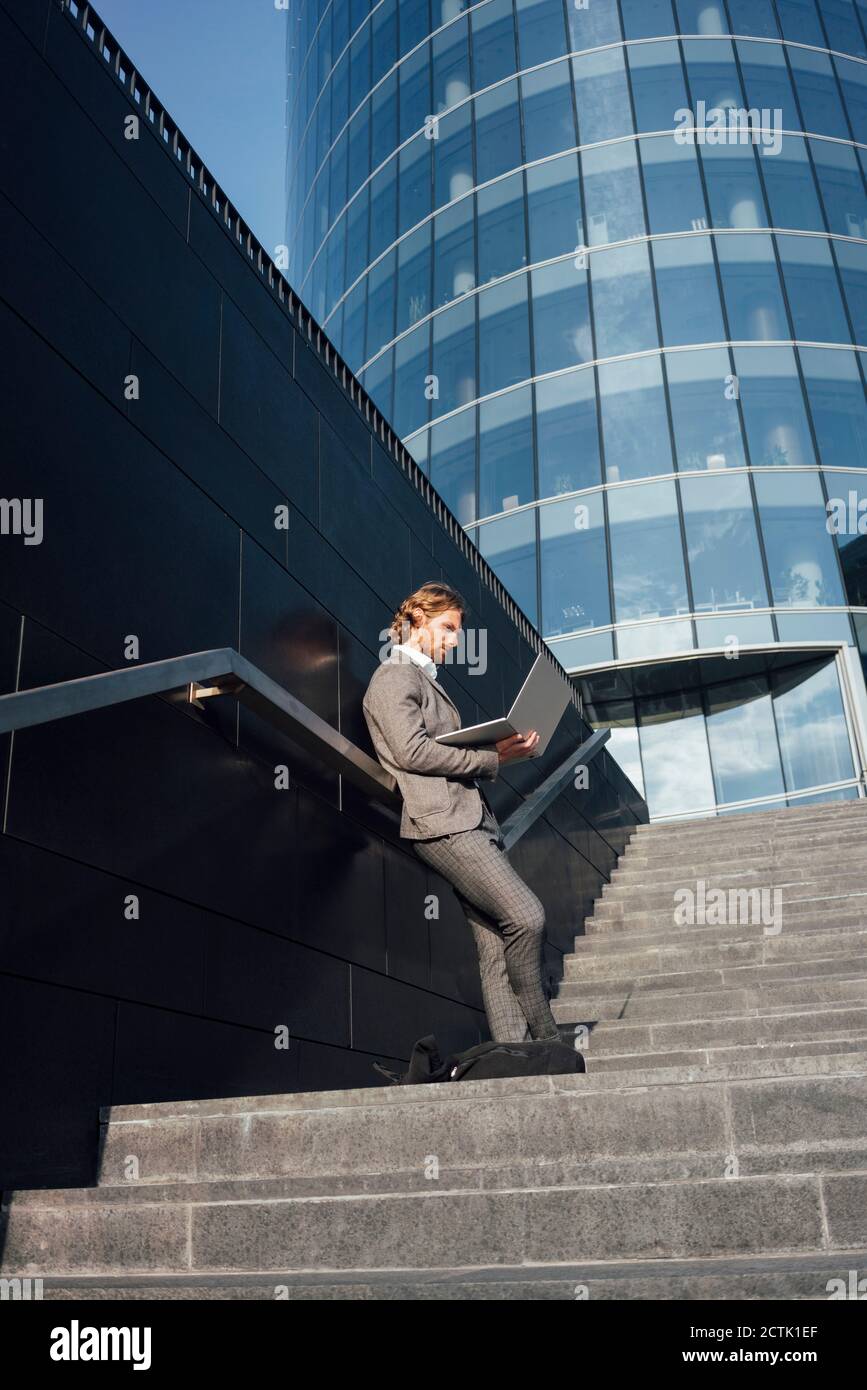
0;0;646;1189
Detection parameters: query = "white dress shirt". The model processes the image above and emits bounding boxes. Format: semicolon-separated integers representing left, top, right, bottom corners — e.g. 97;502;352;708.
390;640;437;679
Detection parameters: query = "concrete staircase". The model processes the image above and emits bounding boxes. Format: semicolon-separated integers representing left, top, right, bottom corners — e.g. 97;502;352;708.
3;799;867;1299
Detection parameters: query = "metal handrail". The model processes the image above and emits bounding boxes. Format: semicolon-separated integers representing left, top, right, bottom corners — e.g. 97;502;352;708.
0;649;607;845
0;648;398;804
500;728;610;851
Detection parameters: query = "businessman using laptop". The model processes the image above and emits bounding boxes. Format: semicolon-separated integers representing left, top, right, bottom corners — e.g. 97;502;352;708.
362;581;567;1044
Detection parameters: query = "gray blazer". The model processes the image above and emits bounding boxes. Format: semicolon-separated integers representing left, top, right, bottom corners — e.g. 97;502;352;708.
362;653;500;840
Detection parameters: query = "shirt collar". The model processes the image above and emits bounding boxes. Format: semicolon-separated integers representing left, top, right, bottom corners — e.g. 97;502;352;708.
391;641;437;679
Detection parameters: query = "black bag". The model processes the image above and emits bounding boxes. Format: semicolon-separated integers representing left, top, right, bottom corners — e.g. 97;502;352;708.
372;1032;585;1086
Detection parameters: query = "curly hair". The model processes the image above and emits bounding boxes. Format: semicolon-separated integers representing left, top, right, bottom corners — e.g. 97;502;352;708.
388;581;467;645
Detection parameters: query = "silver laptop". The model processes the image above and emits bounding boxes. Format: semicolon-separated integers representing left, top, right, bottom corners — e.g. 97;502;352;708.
435;654;571;757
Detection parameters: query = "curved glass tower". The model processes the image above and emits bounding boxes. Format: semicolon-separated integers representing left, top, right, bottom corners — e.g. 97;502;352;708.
286;0;867;819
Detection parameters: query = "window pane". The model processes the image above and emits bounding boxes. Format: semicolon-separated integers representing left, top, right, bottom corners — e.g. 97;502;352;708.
478;509;539;625
478;275;531;395
620;0;676;40
717;234;789;340
760;134;824;233
475;79;522;184
695;612;776;644
434;103;472;207
581;139;646;246
599;355;674;481
835;240;867;343
400;0;432;57
734;345;816;467
398;133;431;236
477;172;527;284
639;136;709;234
836;55;867;144
531;258;592;374
591;241;658;357
820;0;867;59
397;222;431;334
653;236;726;346
479;386;534;516
371;70;397;169
526;153;583;262
429;408;476;525
772;658;855;790
800;347;867;470
675;0;727;31
737;38;800;130
829;470;867;606
609;479;689;619
680;470;769;610
777;234;851;343
516;0;568;67
776;0;825;46
573;47;634;144
682;37;744;110
627;39;689;133
637;689;716;818
432;15;470;114
753;469;846;606
566;0;623;49
471;0;516;90
706;676;785;805
522;61;577;163
393;321;431;435
432;296;476;412
434;196;475;308
347;103;371;201
369;159;397;260
700;140;767;229
536;369;602;496
726;0;780;37
666;346;747;470
789;47;850;139
540;491;611;635
811;138;867;238
618;619;695;657
365;249;396;358
345;184;369;284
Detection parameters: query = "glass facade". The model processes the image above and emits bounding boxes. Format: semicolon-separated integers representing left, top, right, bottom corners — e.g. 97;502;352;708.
285;0;867;818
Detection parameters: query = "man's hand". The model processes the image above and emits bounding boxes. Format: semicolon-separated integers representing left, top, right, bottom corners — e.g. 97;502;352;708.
495;730;540;764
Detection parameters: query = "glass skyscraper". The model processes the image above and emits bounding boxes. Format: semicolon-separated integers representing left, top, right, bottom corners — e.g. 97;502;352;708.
285;0;867;819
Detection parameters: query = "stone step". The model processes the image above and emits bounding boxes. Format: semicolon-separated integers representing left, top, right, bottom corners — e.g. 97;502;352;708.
70;1061;856;1188
557;974;867;1022
595;873;867;917
610;846;867;884
575;908;867;952
3;1168;864;1274
628;817;867;853
631;801;867;838
561;928;867;973
632;810;867;837
568;1035;867;1074
551;999;867;1057
562;949;867;995
601;865;867;902
15;1249;867;1299
586;893;867;933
